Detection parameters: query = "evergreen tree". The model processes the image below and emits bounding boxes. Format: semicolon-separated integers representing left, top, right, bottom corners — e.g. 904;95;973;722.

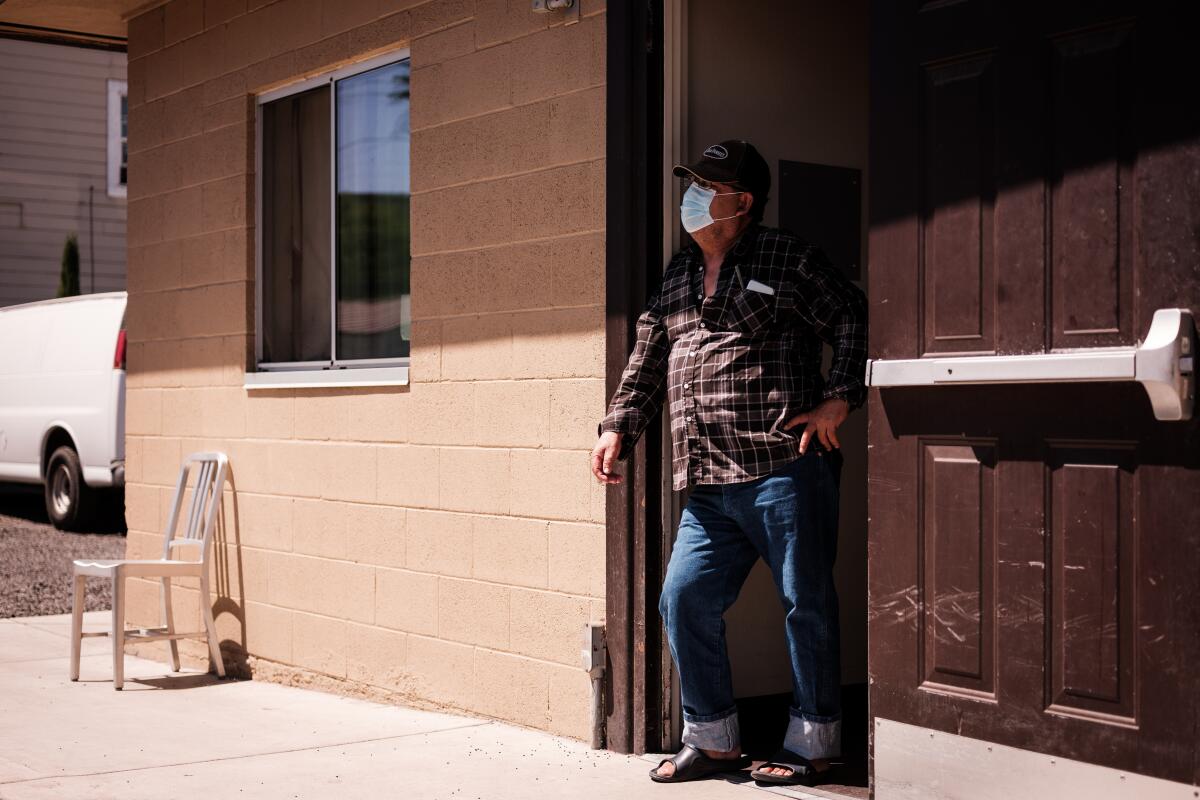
57;233;80;298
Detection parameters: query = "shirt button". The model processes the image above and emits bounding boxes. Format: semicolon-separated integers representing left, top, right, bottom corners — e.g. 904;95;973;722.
696;293;703;301
684;382;691;388
699;322;706;329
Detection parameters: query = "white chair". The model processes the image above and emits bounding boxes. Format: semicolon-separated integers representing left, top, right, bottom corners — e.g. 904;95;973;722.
70;451;229;689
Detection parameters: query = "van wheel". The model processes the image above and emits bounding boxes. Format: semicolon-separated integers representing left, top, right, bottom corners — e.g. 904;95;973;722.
44;445;94;532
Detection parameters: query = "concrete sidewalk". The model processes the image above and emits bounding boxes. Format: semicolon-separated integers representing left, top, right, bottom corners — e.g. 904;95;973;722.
0;613;830;800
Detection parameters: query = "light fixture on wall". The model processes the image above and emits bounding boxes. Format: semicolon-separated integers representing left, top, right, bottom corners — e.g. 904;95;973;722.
531;0;574;12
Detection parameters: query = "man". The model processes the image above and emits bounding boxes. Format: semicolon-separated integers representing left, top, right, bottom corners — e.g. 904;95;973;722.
590;140;867;786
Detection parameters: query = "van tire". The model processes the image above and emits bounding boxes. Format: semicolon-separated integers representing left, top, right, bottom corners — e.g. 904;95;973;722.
44;445;95;532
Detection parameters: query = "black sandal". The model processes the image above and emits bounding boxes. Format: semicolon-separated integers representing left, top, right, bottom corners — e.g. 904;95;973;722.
750;747;841;786
648;743;752;783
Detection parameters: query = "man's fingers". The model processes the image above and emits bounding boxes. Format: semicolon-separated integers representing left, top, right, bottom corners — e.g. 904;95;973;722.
817;426;833;451
602;445;615;475
784;413;809;430
828;426;841;449
799;425;813;454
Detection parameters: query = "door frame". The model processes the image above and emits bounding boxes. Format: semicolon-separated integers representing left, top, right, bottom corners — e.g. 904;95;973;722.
603;0;668;755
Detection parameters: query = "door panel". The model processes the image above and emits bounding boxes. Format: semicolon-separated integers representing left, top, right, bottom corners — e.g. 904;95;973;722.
868;0;1200;786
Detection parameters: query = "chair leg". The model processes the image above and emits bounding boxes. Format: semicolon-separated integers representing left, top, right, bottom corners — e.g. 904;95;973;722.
70;573;85;681
112;571;125;690
199;574;225;679
160;577;180;672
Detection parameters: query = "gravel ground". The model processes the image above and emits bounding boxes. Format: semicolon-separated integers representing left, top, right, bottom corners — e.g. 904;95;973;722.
0;484;127;618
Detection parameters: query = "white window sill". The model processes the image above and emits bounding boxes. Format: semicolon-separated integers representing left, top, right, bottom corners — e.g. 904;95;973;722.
244;365;409;390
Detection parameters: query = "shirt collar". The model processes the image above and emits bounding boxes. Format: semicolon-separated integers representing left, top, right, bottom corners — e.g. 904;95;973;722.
685;220;760;259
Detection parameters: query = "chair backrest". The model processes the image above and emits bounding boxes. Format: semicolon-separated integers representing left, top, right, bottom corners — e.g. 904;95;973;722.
159;451;228;564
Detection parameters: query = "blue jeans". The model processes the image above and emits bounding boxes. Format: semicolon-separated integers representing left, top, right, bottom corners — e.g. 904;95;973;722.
658;441;843;759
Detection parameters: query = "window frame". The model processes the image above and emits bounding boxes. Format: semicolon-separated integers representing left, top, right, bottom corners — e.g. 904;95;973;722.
247;48;412;390
106;79;127;199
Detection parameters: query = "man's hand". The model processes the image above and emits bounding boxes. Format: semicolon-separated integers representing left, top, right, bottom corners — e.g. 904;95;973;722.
783;397;849;455
591;431;625;484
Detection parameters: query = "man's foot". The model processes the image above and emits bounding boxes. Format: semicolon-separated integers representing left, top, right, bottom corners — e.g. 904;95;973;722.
756;756;831;778
652;746;742;778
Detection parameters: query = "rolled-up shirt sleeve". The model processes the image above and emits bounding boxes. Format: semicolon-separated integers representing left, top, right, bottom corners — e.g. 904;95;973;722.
597;289;671;461
789;245;869;411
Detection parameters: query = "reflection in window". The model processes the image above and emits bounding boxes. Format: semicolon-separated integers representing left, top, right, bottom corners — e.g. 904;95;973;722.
256;54;411;370
336;60;411;360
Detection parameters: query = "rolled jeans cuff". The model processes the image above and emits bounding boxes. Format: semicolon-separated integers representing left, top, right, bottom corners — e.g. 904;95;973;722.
783;709;841;760
681;705;740;752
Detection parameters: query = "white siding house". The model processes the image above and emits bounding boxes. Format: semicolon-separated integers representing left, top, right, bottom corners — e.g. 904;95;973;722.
0;37;127;307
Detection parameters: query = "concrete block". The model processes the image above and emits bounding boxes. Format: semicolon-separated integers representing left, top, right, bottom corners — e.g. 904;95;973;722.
165;0;204;46
474;0;549;49
201;174;250;232
346;621;409;689
437;576;509;650
547;662;593;739
180;25;226;89
292;610;348;677
199;121;251;182
409;44;511;130
163;86;206;143
405;509;472;578
509;448;590;521
473;648;550;729
437;447;510;515
471;237;559;314
140;436;183;487
440;314;513;382
160;186;203;242
509;13;602;106
408;251;480;318
245;390;295;439
548;378;603;450
160;388;205;438
293;390;349;441
403;633;473;708
472;514;548;590
204;0;247;28
509;587;590;666
411;180;512;255
126;388;163;436
376;445;439;509
244;599;293;663
411;20;475;69
510;306;605;380
144;46;184;103
321;0;381;37
344;390;409;443
506;160;604;243
375;568;438;636
342;502;406;569
292;498;348;560
406;381;476;446
548;232;604;309
472;379;550;448
269;552;375;623
322;443;378;504
269;440;329;499
547;521;604;598
408;319;442;381
123;485;161;539
128;6;166;60
236;491;294;552
200;386;247;438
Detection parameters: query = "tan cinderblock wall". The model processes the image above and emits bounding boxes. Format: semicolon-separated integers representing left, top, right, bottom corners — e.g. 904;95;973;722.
122;0;607;740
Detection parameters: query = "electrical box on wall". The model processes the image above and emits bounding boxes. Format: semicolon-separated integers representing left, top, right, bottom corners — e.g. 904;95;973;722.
778;160;863;282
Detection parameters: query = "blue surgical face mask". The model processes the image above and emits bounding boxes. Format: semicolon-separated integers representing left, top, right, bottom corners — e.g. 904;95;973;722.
680;182;745;233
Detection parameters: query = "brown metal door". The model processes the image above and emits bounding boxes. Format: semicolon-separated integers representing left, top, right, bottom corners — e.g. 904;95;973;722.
867;0;1200;787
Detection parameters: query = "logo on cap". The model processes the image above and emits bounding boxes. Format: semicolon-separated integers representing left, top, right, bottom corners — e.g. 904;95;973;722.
703;145;729;160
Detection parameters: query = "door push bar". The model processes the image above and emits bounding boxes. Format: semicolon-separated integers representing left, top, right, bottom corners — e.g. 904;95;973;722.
865;308;1196;421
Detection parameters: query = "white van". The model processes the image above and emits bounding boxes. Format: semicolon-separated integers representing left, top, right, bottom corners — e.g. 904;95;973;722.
0;291;126;530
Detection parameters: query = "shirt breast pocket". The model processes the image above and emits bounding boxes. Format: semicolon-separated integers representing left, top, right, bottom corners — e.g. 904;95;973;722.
723;285;776;334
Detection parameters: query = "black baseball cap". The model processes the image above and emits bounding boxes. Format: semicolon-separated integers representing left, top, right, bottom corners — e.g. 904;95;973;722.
672;139;771;200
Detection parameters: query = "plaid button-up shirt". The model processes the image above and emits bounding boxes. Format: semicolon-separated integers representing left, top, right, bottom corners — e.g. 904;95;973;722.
597;223;868;491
